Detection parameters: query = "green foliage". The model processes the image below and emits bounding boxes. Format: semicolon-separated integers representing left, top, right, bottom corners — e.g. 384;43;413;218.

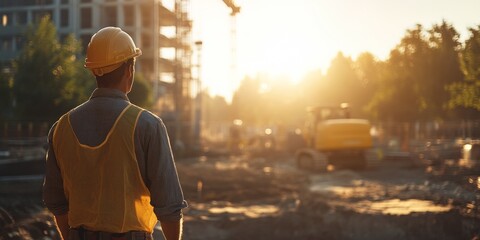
0;69;14;118
448;82;480;109
298;69;324;107
366;22;464;121
446;25;480;118
383;24;430;121
324;52;364;116
230;76;262;124
427;21;463;119
354;52;384;118
128;72;153;108
13;16;92;121
230;74;304;126
461;25;480;82
202;92;230;123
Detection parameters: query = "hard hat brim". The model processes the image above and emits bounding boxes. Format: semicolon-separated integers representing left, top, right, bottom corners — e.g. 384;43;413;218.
85;48;142;69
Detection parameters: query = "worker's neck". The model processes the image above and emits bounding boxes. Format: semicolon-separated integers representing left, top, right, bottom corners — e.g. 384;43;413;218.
98;85;127;94
96;78;131;94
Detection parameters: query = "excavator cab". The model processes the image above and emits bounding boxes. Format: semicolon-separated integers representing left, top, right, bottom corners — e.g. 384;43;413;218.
304;104;351;147
297;103;375;170
313;103;350;120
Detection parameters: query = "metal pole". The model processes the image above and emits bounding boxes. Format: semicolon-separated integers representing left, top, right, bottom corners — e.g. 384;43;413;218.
153;0;160;102
194;40;203;146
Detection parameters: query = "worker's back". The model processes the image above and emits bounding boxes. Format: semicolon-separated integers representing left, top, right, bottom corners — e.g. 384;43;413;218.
53;92;157;233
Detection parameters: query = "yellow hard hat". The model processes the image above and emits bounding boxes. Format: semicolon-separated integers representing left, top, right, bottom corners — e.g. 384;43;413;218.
84;27;142;76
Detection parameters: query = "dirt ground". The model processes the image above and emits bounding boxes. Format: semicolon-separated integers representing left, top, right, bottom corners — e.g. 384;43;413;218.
1;152;480;240
176;154;480;240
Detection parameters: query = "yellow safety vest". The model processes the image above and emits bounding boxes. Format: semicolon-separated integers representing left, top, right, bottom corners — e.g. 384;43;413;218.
53;104;157;233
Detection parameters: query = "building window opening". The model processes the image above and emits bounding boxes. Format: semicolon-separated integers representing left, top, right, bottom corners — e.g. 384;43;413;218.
16;12;28;26
1;13;15;26
80;8;92;29
15;36;24;51
1;37;12;52
124;5;134;27
60;9;69;27
141;6;151;27
1;14;8;27
103;6;117;27
142;33;151;48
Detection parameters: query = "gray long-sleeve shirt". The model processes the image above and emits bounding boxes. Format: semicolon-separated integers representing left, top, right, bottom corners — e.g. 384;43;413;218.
43;88;187;222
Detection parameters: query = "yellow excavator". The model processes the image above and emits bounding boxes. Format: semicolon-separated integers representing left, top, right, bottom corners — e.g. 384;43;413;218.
296;103;380;170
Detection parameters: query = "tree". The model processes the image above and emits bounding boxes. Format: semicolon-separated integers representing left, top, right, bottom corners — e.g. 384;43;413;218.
324;52;364;116
426;20;463;119
203;93;230;123
128;73;153;108
353;52;384;118
369;22;465;121
230;76;262;124
370;24;436;121
297;69;325;108
0;69;14;118
461;25;480;82
258;75;303;125
13;16;91;121
447;25;480;119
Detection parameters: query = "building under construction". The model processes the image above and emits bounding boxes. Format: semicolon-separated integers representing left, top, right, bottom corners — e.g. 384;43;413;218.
0;0;195;151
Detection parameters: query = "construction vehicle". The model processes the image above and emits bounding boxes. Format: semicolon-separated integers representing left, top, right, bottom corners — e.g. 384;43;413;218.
296;103;379;170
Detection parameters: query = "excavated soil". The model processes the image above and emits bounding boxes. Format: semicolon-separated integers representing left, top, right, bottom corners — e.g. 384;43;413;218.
1;154;480;240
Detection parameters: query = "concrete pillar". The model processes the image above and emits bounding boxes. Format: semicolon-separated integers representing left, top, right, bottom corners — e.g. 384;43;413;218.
117;1;124;28
134;3;142;72
53;0;60;30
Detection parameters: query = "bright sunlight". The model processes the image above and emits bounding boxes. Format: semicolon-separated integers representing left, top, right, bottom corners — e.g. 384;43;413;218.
191;0;480;101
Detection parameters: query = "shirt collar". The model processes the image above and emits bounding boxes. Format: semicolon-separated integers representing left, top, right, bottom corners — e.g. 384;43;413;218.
89;88;130;101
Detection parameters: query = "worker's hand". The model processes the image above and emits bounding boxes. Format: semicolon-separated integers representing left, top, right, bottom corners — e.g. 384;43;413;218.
53;213;70;240
160;219;183;240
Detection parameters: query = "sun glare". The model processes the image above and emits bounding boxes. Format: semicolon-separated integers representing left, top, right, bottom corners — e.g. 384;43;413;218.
236;0;333;85
192;0;480;101
192;0;335;99
252;45;315;84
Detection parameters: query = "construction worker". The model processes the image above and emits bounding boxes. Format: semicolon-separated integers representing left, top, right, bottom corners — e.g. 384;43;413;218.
43;27;187;240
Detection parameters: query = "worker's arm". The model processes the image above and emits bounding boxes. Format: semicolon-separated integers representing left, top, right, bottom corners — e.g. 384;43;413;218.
137;113;187;237
43;123;70;238
53;213;70;240
160;219;183;240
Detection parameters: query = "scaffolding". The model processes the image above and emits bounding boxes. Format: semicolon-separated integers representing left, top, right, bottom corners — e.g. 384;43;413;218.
156;0;194;152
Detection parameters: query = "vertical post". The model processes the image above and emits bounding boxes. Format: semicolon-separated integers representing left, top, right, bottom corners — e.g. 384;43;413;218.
3;122;7;139
153;0;160;103
42;122;49;137
16;123;21;138
194;40;203;147
28;122;33;138
230;13;237;82
197;179;203;201
174;0;183;152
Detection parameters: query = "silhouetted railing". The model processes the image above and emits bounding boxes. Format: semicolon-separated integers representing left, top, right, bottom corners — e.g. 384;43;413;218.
0;121;50;139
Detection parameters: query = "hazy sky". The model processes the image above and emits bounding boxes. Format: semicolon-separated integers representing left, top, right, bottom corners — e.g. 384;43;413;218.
190;0;480;101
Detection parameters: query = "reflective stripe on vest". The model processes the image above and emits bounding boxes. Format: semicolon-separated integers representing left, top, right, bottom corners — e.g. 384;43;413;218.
53;104;156;233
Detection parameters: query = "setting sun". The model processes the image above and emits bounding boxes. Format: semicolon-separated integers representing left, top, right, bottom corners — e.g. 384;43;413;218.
191;0;480;101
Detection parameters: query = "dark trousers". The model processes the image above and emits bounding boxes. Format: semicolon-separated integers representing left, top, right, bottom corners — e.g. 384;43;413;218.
69;228;153;240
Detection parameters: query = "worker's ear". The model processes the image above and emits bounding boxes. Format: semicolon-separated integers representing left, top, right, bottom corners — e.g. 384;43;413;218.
125;62;135;93
126;62;134;78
